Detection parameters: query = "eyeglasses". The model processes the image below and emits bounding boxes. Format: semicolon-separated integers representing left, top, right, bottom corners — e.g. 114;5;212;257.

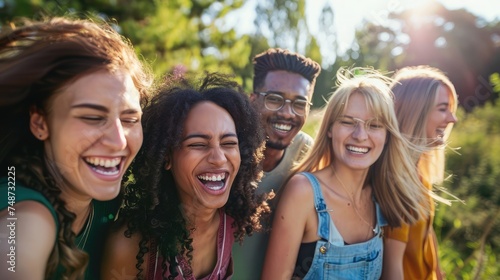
336;116;385;132
257;92;312;116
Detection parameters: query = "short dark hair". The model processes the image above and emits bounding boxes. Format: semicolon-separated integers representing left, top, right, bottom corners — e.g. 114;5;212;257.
253;48;321;93
120;73;269;278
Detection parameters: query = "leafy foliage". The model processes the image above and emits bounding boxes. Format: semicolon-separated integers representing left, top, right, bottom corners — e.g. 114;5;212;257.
341;1;500;111
435;101;500;279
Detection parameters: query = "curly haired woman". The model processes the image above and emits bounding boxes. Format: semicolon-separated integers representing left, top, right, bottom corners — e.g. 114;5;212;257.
102;73;269;280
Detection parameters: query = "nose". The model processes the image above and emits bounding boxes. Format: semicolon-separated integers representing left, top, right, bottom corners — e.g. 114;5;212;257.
448;111;458;124
208;146;227;166
352;123;368;141
277;100;295;118
102;118;127;151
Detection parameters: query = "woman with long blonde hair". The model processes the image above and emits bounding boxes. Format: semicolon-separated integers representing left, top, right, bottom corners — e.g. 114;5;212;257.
262;68;430;279
383;66;458;280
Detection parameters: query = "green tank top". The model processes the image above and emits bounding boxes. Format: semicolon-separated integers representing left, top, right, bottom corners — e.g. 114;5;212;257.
0;177;120;279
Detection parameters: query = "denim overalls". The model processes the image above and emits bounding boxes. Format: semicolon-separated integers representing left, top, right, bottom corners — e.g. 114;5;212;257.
300;172;387;280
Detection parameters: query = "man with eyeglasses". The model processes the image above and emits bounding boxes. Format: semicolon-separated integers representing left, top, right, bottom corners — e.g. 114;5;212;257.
233;48;321;279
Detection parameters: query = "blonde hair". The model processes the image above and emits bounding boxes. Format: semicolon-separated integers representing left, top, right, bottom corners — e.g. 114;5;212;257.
294;67;430;226
391;66;458;185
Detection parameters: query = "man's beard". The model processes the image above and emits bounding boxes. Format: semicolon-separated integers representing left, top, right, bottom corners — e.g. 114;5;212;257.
265;140;288;150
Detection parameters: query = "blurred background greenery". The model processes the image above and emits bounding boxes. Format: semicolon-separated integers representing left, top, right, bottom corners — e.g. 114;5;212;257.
1;0;499;278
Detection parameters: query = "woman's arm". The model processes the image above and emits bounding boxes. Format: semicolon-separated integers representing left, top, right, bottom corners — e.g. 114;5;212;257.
382;237;407;280
101;225;145;280
0;201;56;280
261;174;314;280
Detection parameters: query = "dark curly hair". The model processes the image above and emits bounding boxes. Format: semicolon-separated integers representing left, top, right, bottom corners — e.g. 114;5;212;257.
119;73;269;279
0;17;152;279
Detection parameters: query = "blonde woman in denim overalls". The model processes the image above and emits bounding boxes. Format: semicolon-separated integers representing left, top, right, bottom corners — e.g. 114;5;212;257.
262;68;432;279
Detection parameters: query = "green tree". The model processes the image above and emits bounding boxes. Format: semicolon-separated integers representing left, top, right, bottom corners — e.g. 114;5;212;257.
251;0;337;108
119;0;251;79
254;0;309;56
341;1;499;110
1;0;254;82
435;100;500;279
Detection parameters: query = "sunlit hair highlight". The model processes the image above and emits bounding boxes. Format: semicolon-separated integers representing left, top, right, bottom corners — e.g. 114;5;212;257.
294;67;431;226
391;65;458;188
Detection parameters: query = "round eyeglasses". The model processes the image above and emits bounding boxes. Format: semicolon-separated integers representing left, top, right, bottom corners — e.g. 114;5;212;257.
258;92;312;116
336;116;385;132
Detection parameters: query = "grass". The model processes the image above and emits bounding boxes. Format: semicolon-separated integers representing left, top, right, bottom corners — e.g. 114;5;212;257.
302;109;323;138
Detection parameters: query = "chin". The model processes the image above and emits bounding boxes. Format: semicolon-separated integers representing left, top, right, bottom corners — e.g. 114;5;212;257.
266;140;289;150
93;186;121;201
429;137;445;147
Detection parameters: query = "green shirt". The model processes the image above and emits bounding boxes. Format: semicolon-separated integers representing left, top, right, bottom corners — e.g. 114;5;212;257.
0;177;120;280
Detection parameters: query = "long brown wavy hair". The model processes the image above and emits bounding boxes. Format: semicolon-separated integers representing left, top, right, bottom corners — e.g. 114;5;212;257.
0;17;153;279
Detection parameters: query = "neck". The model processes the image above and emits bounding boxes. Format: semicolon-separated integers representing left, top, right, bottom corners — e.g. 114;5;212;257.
330;164;369;202
180;203;219;233
60;194;93;234
188;209;220;238
45;159;93;233
262;147;285;172
66;203;92;234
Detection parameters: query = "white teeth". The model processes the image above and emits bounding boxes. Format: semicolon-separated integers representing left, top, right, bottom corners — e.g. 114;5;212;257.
273;123;292;132
93;168;120;176
347;145;369;154
198;173;226;181
85;157;121;168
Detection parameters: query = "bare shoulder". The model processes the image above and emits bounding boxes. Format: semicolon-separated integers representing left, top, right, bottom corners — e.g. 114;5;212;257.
282;173;315;197
101;224;147;280
0;200;57;280
3;200;57;249
275;173;315;215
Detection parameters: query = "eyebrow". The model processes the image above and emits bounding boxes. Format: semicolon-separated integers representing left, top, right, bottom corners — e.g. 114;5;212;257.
264;91;308;101
71;103;108;112
437;102;450;107
183;133;238;141
340;115;360;120
340;115;379;121
71;103;141;114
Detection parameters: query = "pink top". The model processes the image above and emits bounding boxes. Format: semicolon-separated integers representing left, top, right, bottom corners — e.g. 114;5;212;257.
147;210;235;280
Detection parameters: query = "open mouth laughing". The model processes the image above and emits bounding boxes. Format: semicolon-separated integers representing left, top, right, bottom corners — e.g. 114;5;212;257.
84;157;122;176
436;128;445;138
272;122;292;132
197;172;227;191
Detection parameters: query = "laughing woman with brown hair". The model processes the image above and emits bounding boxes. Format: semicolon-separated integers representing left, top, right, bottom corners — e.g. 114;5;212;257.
0;17;153;280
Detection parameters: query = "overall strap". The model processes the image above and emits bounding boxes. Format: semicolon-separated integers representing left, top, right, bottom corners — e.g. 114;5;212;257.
301;172;330;240
373;197;388;233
